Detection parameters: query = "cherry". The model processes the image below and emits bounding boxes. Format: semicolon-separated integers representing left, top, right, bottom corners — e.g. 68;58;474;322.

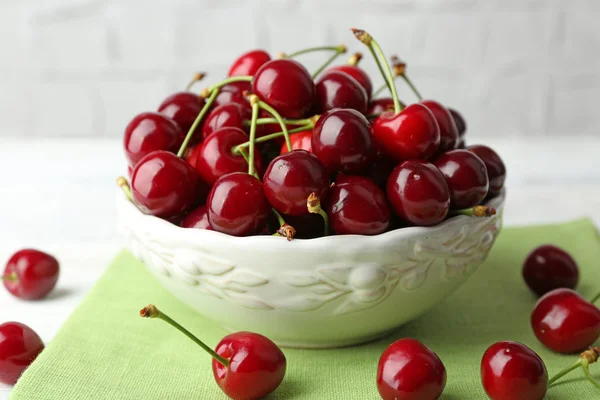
131;151;207;219
531;288;600;353
252;59;315;119
213;81;252;109
123;112;184;167
315;70;368;114
140;304;286;400
158;92;204;136
367;97;394;115
181;205;212;230
421;100;459;154
456;138;466;149
434;149;489;209
328;54;373;100
280;130;312;154
228;49;271;77
207;172;271;236
377;338;446;400
481;341;548;400
387;160;450;226
190;127;261;186
365;153;397;189
0;322;44;385
312;108;375;173
327;175;391;235
263;150;329;216
448;108;466;136
523;245;579;296
467;145;506;197
202;103;250;140
3;249;59;300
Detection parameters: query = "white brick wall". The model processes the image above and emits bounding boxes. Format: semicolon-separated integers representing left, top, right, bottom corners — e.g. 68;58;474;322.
1;0;598;138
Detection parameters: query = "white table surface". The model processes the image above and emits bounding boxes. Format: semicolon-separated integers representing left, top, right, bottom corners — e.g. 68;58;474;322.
1;137;600;398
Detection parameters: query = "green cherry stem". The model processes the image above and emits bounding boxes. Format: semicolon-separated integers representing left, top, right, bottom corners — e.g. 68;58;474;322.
548;347;600;388
233;124;313;154
185;72;206;91
389;56;423;101
282;45;346;59
401;74;423;101
116;177;133;202
206;76;252;93
311;47;346;79
237;148;258;179
307;192;329;236
177;88;219;157
590;292;600;304
548;359;582;387
247;95;260;177
2;273;17;282
140;304;229;368
244;117;312;127
255;100;292;152
456;206;497;217
582;358;600;389
271;209;296;241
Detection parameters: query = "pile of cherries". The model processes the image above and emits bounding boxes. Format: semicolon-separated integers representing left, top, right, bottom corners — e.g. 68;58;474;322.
120;28;506;239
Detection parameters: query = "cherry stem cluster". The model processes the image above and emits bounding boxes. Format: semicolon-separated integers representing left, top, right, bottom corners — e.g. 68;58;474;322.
139;304;230;368
548;347;600;389
116;176;133;202
2;273;17;282
233;124;313;155
246;117;312;127
307;192;329;236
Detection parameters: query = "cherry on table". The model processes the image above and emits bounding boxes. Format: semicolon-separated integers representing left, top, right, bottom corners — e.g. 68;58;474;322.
421;100;459;154
523;245;579;296
158;92;205;137
531;288;600;353
181;205;212;230
481;341;548;400
3;249;59;300
434;149;489;209
228;49;271;77
377;338;446;400
315;70;368;114
467;145;506;197
202;103;251;140
0;322;44;385
280;130;312;154
448;108;466;136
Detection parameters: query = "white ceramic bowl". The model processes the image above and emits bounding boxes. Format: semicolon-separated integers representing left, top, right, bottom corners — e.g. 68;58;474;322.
117;191;505;348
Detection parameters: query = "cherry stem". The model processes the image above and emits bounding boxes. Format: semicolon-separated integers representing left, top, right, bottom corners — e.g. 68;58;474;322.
271;209;296;241
282;45;346;59
233;124;313;154
116;176;133;202
549;347;600;388
2;273;17;282
237;148;258;179
307;192;329;236
548;359;583;387
206;76;252;94
255;100;292;152
246;95;260;177
590;292;600;304
347;52;362;66
456;206;497;217
139;304;230;368
582;358;600;389
401;74;423;101
244;117;312;127
177;88;219;157
185;72;206;91
312;47;346;79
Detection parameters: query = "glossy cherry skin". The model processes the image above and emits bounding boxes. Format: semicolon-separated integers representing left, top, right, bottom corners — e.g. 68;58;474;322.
315;70;368;114
207;173;271;236
181;205;212;230
213;81;252;109
531;288;600;353
131;151;207;219
522;245;579;296
202;103;250;140
3;249;59;300
467;145;506;196
263;150;329;216
0;322;44;385
372;104;440;161
252;59;315;119
387;160;451;226
421;100;459;154
434;150;489;209
123;112;184;167
367;97;405;116
448;108;466;136
280;130;312;155
377;338;446;400
329;64;373;100
481;341;547;400
212;331;286;400
191;127;261;186
158;92;204;136
327;175;391;235
312;109;375;173
228;50;271;77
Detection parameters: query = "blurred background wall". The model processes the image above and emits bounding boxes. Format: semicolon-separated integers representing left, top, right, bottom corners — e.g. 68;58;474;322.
0;0;598;139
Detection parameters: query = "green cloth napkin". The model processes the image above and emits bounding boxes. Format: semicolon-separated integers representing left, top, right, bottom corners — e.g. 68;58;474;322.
10;219;600;399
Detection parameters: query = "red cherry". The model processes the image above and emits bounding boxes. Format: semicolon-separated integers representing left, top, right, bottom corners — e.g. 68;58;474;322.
123;112;184;167
377;338;446;400
207;173;271;236
213;81;252;109
523;245;579;296
190;127;261;186
252;59;315;119
531;288;600;353
263;150;329;216
434;149;489;209
213;332;286;400
421;100;459;154
372;104;440;161
329;64;373;100
327;175;391;235
0;322;44;385
158;92;204;136
181;205;212;230
367;97;405;115
467;145;506;196
387;160;450;226
3;249;59;300
448;108;466;136
131;151;207;219
202;103;250;140
312;108;375;173
481;341;548;400
280;130;312;154
228;50;271;77
315;70;368;114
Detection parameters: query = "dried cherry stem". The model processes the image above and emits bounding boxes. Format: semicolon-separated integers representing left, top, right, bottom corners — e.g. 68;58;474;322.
177;88;219;157
246;117;313;126
246;94;260;177
185;72;206;91
307;192;329;236
548;347;600;389
352;28;403;114
233;124;314;154
140;304;230;368
2;273;17;282
456;206;496;217
591;292;600;304
255;100;292;151
311;45;347;79
347;52;362;66
116;176;133;202
271;209;296;241
391;56;422;101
